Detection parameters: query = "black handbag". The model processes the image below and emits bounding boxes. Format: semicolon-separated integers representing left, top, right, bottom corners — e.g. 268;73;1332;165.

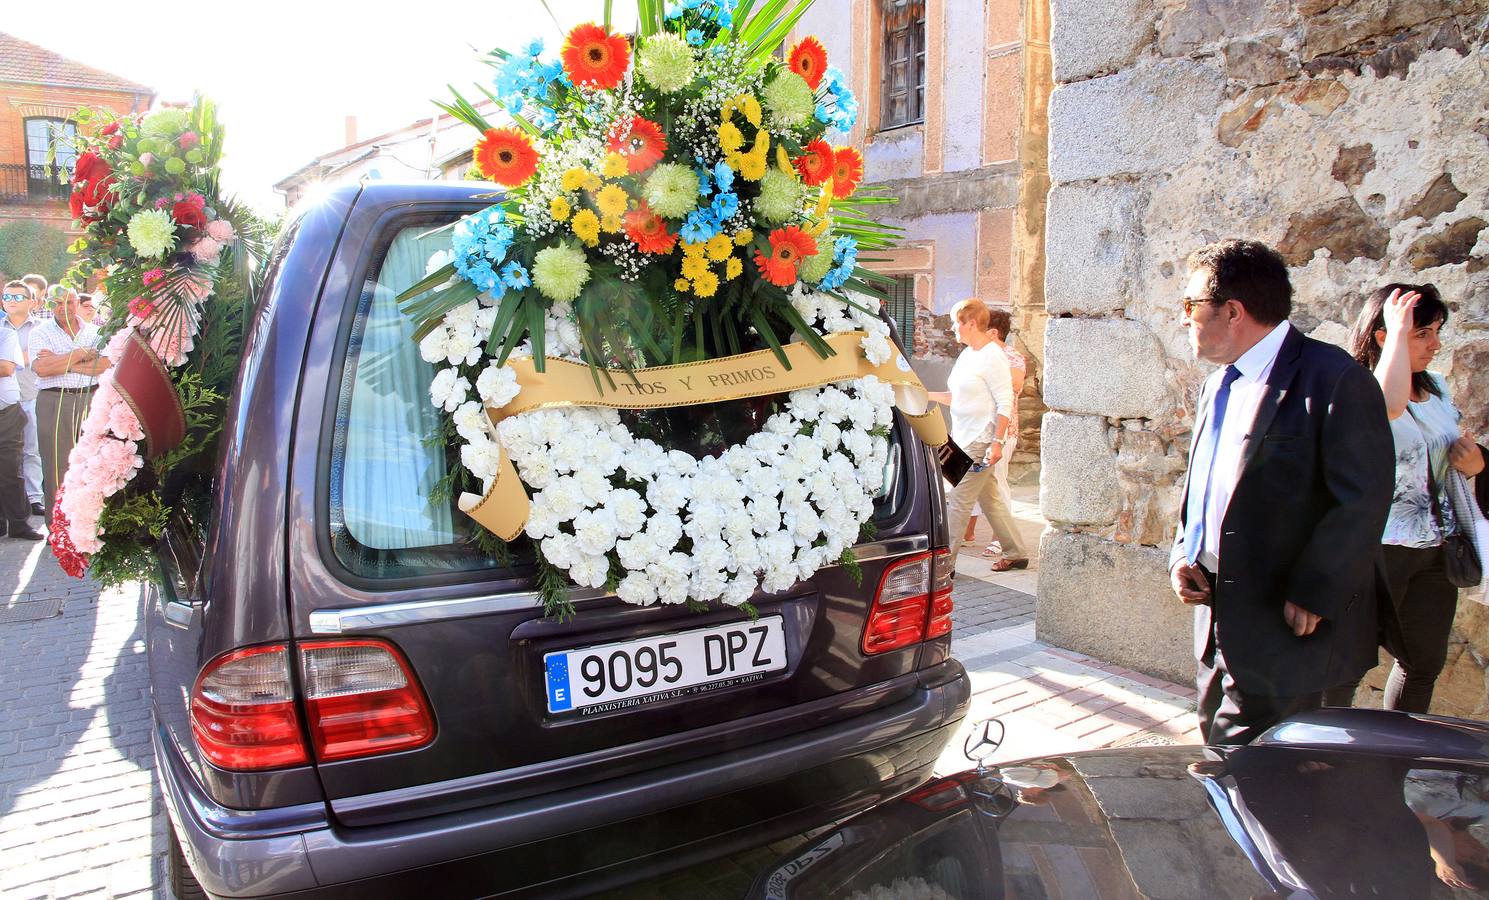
1420;430;1483;589
1406;406;1482;588
936;438;975;487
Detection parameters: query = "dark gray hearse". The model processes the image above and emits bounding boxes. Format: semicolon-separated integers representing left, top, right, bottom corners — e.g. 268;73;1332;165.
149;181;970;898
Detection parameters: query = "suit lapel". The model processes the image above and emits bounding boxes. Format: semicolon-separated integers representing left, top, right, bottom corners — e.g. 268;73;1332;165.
1238;324;1304;476
1178;376;1217;522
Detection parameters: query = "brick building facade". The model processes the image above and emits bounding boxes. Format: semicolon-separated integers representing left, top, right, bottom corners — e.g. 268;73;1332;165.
793;0;1053;467
0;32;154;237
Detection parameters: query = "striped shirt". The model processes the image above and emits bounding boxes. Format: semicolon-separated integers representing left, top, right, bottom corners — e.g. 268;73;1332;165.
29;320;102;390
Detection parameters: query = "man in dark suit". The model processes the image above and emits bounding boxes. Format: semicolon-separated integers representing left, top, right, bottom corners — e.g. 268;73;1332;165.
1169;239;1394;745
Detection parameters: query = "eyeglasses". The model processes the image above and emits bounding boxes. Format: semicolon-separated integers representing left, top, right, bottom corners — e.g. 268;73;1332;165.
2;293;30;303
1181;296;1225;317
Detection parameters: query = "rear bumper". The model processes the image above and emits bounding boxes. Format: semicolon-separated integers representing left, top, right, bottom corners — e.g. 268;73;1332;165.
157;659;969;899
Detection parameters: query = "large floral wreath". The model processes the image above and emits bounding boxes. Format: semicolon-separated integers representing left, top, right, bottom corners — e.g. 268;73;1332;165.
49;99;267;586
402;0;941;617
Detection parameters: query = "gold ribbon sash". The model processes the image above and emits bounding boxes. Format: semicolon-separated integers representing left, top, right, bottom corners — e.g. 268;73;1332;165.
460;332;947;540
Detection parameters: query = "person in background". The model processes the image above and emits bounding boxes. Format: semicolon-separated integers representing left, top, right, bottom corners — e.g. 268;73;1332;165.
1168;239;1393;744
927;298;1030;570
30;286;109;525
21;274;48;318
76;292;97;325
973;308;1026;562
1;282;43;515
1326;284;1485;713
0;284;41;540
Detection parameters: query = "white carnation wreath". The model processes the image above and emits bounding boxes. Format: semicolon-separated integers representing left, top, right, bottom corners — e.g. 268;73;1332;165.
419;283;901;608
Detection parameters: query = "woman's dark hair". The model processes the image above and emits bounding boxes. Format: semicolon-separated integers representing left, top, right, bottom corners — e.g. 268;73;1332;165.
986;308;1013;341
1347;282;1449;398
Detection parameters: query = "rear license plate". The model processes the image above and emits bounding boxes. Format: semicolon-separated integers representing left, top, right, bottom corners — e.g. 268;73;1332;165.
544;616;787;715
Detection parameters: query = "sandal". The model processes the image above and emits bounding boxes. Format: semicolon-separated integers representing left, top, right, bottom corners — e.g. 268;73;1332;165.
988;558;1029;572
979;543;1003;558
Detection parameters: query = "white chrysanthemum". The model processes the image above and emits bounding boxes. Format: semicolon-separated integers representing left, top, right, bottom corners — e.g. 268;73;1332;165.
636;32;697;93
429;368;471;413
126;209;177;259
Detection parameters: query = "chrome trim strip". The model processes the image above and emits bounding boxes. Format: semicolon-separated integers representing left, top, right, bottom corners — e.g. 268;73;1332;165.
850;534;930;564
309;536;931;634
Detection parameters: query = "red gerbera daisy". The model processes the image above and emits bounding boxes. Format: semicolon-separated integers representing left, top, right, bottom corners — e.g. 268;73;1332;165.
607;116;668;174
624;201;677;254
562;23;631;91
474;127;540;187
788;37;829;91
794;139;834;187
754;226;819;287
830;146;864;199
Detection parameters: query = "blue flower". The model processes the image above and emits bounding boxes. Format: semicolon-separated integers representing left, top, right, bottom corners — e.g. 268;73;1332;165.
452;206;516;292
665;1;684;18
680;210;721;243
500;260;531;289
818;236;859;291
523;38;545;58
686;28;704;46
712;160;734;192
710;191;739;220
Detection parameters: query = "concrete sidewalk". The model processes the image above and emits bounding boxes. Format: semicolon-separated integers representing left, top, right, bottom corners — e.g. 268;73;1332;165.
935;483;1200;773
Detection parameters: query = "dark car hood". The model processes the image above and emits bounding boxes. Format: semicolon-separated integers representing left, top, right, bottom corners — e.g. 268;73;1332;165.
747;725;1489;899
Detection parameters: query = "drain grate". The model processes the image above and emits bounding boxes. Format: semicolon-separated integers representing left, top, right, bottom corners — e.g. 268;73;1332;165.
0;598;65;623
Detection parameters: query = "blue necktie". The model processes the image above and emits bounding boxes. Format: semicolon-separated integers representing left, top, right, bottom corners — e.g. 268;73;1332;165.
1185;365;1243;565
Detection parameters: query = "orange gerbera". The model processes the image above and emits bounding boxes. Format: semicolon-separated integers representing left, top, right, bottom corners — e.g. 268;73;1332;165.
562;23;631;90
830;146;864;198
754;226;819;287
606;116;668;174
624;201;677;254
794;139;834;186
788;37;829;91
474;127;540;186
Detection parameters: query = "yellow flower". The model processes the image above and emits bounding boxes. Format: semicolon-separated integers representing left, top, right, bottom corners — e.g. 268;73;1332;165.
733;229;754;246
705;233;733;261
718;122;745;154
693;269;720;298
776;145;794;173
602;152;629;178
571;208;601;247
725;256;743;280
561;167;590;192
549;196;572;221
681;254;710;280
583;172;603;192
740;95;762;127
737;148;767;181
682;240;707;259
674;277;691;292
596;184;629;219
600;213;625;233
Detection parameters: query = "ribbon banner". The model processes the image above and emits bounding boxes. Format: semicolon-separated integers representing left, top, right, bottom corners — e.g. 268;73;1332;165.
111;330;186;460
460;332;948;540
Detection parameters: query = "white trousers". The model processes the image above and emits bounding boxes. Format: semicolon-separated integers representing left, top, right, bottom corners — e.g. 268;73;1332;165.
21;398;41;503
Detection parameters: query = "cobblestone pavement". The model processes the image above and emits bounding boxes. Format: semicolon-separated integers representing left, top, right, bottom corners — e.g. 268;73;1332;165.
0;531;167;900
0;484;1197;899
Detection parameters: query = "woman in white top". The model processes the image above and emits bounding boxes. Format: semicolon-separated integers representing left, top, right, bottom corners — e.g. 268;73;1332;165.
926;298;1029;570
1328;284;1485;712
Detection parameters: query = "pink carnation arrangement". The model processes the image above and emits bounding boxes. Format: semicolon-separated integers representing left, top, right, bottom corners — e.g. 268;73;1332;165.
58;379;146;555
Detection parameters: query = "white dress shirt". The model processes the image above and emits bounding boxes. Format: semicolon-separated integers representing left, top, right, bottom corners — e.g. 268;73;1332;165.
0;328;20;405
28;320;101;390
1;316;37;401
946;342;1015;449
1198;320;1292;570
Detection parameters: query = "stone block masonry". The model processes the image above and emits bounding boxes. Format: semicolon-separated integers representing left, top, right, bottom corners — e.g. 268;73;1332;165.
1038;1;1489;701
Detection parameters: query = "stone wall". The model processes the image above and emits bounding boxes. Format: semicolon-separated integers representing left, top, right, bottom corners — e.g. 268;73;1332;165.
1038;0;1489;705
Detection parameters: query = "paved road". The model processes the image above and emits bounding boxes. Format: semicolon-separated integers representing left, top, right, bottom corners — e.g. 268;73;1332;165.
0;525;1196;899
0;538;167;900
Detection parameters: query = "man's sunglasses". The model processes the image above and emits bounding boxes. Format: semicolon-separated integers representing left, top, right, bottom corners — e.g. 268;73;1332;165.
2;293;30;302
1181;296;1226;316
